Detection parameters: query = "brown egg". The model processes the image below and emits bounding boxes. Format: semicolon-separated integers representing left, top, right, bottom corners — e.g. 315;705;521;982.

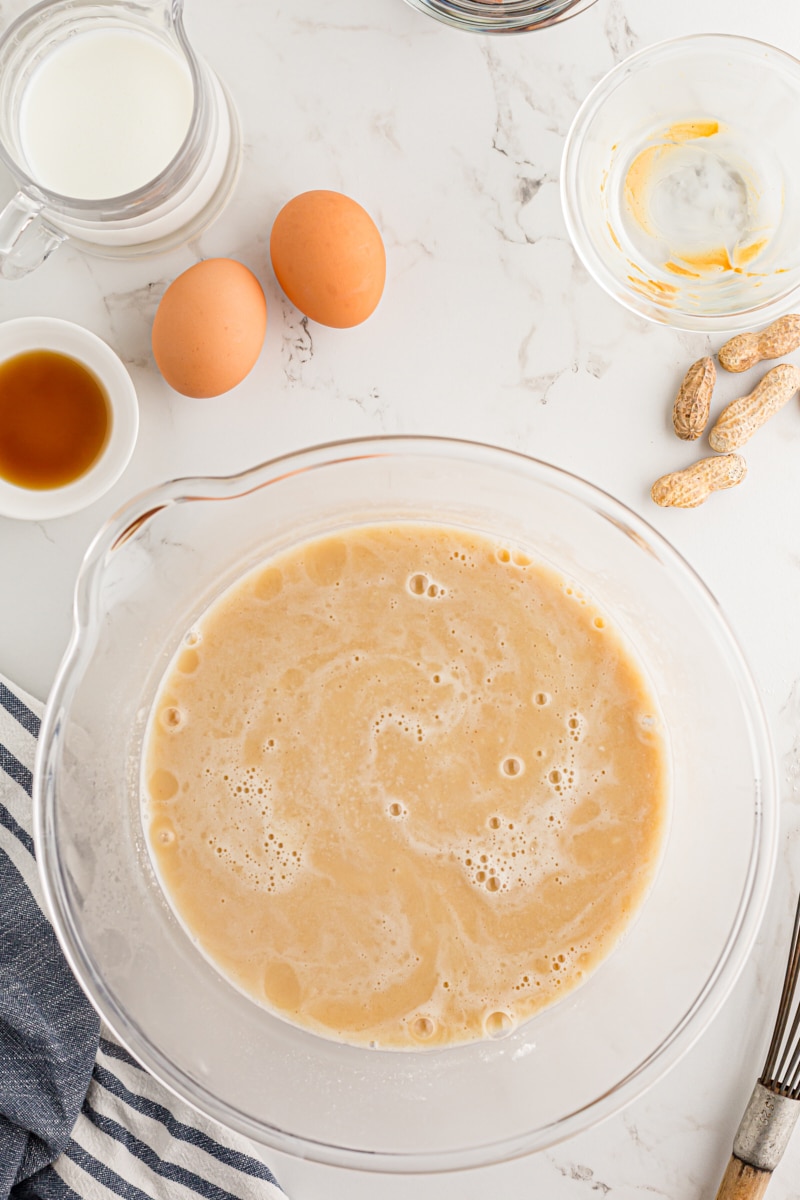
152;258;267;398
270;190;385;328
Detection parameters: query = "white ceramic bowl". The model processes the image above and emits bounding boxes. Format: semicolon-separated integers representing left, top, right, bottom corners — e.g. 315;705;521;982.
0;316;138;519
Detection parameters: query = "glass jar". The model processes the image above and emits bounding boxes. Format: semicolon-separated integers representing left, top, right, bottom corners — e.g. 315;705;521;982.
402;0;598;34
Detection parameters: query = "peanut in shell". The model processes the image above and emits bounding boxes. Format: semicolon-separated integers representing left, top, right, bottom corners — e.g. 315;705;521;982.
708;363;800;452
672;356;715;440
651;454;747;509
718;314;800;373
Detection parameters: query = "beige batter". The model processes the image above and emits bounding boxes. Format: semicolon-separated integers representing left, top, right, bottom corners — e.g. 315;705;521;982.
143;524;669;1049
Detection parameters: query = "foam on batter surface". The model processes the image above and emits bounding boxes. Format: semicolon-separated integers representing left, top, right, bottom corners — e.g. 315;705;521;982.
143;523;669;1049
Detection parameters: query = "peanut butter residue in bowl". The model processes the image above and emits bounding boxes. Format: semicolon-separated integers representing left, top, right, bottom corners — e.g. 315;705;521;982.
143;524;669;1050
619;118;779;291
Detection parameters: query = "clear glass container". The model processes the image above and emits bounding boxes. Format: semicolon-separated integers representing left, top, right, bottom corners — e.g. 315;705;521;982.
35;437;777;1172
402;0;597;34
0;0;241;278
561;35;800;331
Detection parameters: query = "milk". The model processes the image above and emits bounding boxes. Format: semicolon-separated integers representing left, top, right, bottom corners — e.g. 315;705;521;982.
20;28;194;200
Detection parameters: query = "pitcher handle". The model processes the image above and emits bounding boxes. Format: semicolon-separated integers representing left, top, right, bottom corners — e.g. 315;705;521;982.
0;191;67;280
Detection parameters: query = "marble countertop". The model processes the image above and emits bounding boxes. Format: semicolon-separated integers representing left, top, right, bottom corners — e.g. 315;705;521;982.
3;0;800;1195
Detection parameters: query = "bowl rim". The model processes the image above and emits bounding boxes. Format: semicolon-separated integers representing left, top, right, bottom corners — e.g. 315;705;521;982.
401;0;597;34
33;434;779;1172
0;316;139;519
560;32;800;333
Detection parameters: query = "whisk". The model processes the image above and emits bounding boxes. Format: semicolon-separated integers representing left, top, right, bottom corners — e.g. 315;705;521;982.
715;893;800;1199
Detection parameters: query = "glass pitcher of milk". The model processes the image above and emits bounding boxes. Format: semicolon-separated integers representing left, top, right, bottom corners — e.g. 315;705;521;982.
0;0;241;279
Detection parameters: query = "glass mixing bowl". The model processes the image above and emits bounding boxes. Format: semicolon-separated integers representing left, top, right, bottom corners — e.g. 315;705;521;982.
402;0;597;34
561;35;800;331
34;437;777;1172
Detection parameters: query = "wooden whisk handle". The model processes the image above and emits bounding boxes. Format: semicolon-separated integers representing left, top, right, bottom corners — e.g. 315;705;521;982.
714;1083;800;1198
715;1155;772;1200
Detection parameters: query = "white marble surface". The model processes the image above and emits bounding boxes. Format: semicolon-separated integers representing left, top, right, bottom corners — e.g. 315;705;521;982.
2;0;800;1195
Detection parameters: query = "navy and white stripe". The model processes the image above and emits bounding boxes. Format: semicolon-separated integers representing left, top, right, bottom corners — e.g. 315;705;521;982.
0;675;283;1200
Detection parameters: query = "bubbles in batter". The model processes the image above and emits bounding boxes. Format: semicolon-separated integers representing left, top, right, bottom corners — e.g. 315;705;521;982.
484;1010;515;1039
143;523;669;1051
148;768;178;802
150;817;176;848
177;648;199;674
407;571;446;600
567;713;584;742
160;705;184;731
412;1016;436;1040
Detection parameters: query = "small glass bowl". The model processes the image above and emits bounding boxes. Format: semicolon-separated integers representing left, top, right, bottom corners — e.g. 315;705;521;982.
402;0;597;34
561;35;800;331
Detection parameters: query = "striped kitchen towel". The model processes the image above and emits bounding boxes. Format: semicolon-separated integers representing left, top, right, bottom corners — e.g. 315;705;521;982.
0;674;284;1200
